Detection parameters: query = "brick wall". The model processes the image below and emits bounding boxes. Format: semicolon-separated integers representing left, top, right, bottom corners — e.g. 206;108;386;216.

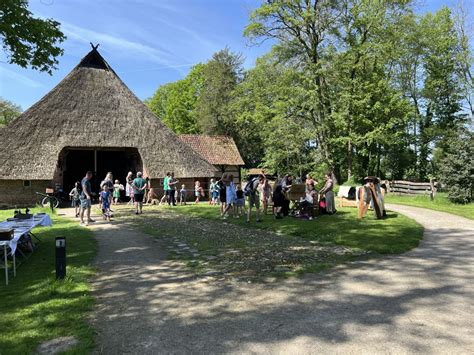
0;180;51;207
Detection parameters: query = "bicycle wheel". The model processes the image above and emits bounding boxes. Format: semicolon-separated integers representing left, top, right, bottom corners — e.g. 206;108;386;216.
41;196;59;209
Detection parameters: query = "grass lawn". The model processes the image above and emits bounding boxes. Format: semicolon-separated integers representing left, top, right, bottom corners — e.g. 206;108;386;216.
119;203;423;279
0;208;97;354
385;193;474;220
175;204;423;254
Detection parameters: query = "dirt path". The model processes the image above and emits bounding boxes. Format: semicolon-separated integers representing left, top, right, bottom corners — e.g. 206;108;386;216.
75;205;473;354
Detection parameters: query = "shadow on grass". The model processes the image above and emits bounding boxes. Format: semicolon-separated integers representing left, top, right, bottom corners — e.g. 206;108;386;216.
88;208;473;352
0;211;97;354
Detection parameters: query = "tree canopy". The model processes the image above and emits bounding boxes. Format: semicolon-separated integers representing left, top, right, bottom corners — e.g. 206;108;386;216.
146;0;473;187
0;0;65;74
0;97;22;126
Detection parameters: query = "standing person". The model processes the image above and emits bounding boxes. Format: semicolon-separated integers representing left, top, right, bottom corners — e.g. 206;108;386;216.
125;172;134;205
194;181;204;204
246;175;262;223
99;185;112;221
179;184;187;205
209;178;219;205
319;172;336;215
69;181;81;217
278;174;292;216
235;184;246;217
112;180;123;205
300;183;317;220
79;171;94;226
100;172;114;208
160;172;170;205
132;172;147;215
144;177;151;204
222;175;237;218
280;174;293;192
272;185;286;219
217;175;227;217
258;175;272;215
168;172;178;206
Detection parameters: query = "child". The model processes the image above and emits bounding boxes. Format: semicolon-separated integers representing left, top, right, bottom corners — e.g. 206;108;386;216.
179;184;187;205
113;180;123;205
69;181;81;217
235;184;246;217
100;185;112;221
209;178;219;205
195;181;203;204
145;187;158;205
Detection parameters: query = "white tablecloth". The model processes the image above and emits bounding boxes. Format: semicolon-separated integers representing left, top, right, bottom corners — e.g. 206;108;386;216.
0;214;52;254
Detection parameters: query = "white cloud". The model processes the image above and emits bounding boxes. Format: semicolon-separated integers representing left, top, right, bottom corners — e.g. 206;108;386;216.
60;21;189;73
0;66;44;89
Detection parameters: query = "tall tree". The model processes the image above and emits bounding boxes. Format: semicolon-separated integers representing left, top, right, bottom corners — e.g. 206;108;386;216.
0;0;66;74
145;64;205;133
195;48;243;135
244;0;342;175
453;1;474;118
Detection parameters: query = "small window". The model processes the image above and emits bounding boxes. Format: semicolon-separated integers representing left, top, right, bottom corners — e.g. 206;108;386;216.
23;180;31;187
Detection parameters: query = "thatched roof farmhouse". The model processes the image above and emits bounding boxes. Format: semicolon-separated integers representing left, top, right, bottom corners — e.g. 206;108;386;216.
0;47;217;205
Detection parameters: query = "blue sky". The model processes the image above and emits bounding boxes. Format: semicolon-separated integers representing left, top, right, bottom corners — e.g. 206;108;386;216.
0;0;466;110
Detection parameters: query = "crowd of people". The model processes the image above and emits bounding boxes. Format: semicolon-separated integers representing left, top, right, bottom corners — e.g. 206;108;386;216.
68;170;336;226
216;172;336;222
69;170;149;226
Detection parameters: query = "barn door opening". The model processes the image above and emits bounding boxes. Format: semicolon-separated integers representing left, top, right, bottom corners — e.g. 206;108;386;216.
60;147;143;193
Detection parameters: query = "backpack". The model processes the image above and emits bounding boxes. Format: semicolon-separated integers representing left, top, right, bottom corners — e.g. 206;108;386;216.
244;177;258;196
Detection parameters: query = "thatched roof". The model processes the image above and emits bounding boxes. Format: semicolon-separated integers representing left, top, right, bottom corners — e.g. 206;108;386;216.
0;48;216;180
178;135;245;166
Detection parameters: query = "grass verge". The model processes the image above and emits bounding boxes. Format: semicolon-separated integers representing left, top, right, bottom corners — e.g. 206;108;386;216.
0;208;97;354
385;193;474;220
175;204;423;254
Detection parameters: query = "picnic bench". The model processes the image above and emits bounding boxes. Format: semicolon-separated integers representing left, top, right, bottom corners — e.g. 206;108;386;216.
0;213;52;285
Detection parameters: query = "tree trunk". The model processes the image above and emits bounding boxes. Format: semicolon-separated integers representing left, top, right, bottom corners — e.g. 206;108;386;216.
347;139;353;181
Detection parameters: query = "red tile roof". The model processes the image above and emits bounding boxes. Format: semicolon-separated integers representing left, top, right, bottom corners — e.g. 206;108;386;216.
178;135;245;166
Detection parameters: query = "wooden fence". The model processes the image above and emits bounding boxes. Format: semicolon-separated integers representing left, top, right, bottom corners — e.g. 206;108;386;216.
388;180;435;196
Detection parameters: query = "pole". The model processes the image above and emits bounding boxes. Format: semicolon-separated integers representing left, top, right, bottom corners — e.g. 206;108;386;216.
55;237;66;280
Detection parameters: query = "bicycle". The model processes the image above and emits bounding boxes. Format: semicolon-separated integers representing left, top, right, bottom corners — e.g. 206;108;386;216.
35;191;60;211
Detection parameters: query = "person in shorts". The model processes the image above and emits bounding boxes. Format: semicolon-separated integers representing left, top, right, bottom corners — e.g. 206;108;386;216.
80;171;94;226
209;178;219;205
194;180;204;204
69;181;82;217
132;172;147;214
160;172;170;205
235;184;246;217
100;185;112;221
179;184;187;205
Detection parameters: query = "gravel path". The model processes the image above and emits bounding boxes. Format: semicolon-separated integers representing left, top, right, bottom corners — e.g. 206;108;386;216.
80;204;473;354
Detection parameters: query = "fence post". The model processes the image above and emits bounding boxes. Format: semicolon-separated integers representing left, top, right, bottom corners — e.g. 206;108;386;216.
429;178;434;201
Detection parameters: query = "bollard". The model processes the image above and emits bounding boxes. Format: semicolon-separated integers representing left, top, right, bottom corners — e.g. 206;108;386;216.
55;237;66;280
